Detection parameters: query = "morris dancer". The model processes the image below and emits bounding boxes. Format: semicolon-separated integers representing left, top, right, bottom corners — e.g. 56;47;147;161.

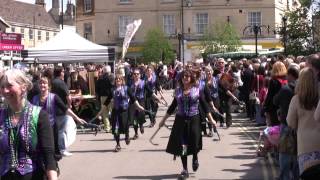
145;65;164;127
31;76;86;157
95;74;145;152
0;69;58;180
129;68;161;140
159;70;216;179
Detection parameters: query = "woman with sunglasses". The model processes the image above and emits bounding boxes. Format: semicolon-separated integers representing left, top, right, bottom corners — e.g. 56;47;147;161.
94;73;145;152
129;69;161;140
159;70;216;179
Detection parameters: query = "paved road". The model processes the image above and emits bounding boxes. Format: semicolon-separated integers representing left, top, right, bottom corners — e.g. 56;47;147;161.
59;90;278;180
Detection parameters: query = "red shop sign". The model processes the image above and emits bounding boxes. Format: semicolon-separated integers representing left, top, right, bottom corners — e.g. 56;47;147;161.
0;44;24;51
0;33;22;44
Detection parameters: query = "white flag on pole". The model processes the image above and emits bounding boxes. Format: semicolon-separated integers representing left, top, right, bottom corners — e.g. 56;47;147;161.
121;19;142;60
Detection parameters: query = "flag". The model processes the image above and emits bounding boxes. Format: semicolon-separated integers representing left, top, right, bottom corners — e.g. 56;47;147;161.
121;19;142;60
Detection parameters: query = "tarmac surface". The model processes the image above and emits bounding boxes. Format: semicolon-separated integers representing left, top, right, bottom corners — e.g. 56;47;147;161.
59;90;278;180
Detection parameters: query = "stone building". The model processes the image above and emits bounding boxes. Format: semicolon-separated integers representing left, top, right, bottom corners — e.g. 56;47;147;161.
76;0;299;59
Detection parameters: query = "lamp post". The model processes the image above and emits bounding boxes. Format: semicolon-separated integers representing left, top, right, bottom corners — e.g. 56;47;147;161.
243;25;265;57
282;16;287;55
180;0;192;65
61;0;64;29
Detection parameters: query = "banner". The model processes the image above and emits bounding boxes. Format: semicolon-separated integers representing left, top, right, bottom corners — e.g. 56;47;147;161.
121;19;142;60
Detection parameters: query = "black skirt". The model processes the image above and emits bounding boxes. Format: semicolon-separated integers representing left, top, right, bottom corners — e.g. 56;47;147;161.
111;108;129;134
128;101;146;126
166;114;202;156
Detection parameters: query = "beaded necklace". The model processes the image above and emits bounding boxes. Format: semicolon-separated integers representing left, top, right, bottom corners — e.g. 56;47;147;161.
5;101;32;172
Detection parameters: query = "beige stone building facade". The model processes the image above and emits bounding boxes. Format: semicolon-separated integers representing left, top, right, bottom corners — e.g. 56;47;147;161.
76;0;299;59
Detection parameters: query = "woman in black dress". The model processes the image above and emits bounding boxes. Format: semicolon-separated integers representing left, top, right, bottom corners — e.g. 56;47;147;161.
159;70;216;179
95;74;145;152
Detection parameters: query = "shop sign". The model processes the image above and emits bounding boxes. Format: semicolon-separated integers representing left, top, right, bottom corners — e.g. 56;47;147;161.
0;32;24;51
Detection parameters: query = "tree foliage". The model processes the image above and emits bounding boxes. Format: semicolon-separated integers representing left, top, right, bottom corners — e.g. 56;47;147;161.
281;7;314;55
299;0;312;8
141;28;175;64
201;22;241;57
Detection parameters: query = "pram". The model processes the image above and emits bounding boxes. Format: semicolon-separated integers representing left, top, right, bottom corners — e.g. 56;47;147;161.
256;125;280;158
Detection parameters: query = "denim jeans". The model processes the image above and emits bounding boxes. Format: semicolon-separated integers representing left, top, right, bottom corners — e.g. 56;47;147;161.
279;152;299;180
255;104;266;125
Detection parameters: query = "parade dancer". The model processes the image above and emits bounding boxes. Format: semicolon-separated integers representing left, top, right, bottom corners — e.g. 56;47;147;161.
204;66;222;135
145;66;164;127
31;77;86;158
159;70;217;179
94;74;145;152
129;68;161;140
0;69;58;180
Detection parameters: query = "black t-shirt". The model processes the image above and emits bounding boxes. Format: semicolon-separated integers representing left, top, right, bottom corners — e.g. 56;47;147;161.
51;78;69;105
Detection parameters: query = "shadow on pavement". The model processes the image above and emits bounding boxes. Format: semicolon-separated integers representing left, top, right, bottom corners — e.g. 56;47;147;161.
114;174;180;180
215;154;256;160
71;149;115;153
139;149;166;152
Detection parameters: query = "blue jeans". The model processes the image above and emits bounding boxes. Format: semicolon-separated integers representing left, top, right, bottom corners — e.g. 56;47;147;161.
255;104;266;124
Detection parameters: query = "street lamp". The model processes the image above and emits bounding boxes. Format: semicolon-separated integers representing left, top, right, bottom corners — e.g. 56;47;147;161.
181;0;192;65
243;25;268;57
282;16;288;55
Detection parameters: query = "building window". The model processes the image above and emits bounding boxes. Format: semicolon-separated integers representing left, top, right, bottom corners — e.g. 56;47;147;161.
21;28;24;39
163;15;175;35
195;13;208;34
54;32;57;36
11;27;15;32
29;29;34;40
84;0;92;12
84;22;93;40
46;32;50;41
118;16;134;38
248;12;261;26
38;30;42;41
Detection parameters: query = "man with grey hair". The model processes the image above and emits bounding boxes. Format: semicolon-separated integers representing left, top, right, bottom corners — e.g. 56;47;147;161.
95;65;114;132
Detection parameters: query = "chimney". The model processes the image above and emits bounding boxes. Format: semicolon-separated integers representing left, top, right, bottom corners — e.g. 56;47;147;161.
35;0;45;7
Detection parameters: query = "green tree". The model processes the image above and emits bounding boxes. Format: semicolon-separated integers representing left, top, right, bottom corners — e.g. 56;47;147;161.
201;22;241;57
281;7;314;55
142;28;175;64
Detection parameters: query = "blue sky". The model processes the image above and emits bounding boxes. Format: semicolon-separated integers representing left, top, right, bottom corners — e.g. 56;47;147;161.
15;0;75;11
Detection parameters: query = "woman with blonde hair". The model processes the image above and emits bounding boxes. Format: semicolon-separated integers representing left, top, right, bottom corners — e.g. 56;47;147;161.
263;61;287;126
287;67;320;179
0;69;58;180
94;74;145;152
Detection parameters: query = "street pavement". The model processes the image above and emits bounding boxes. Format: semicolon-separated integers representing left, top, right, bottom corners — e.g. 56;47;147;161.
59;90;279;180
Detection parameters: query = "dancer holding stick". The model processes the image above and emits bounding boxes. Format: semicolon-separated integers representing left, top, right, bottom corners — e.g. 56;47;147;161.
94;73;145;152
158;70;216;179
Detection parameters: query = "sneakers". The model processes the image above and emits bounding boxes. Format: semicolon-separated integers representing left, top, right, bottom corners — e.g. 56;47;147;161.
178;169;189;179
207;131;213;137
61;150;73;157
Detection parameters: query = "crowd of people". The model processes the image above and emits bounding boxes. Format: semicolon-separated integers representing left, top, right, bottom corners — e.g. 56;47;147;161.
0;53;320;179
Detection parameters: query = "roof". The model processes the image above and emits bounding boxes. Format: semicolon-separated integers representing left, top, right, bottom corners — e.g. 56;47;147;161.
27;28;116;63
0;0;59;29
0;16;10;27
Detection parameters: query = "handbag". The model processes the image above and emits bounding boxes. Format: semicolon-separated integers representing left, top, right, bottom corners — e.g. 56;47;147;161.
249;75;260;104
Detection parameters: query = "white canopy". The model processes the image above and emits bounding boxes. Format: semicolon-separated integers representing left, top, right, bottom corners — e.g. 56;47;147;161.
27;29;115;63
